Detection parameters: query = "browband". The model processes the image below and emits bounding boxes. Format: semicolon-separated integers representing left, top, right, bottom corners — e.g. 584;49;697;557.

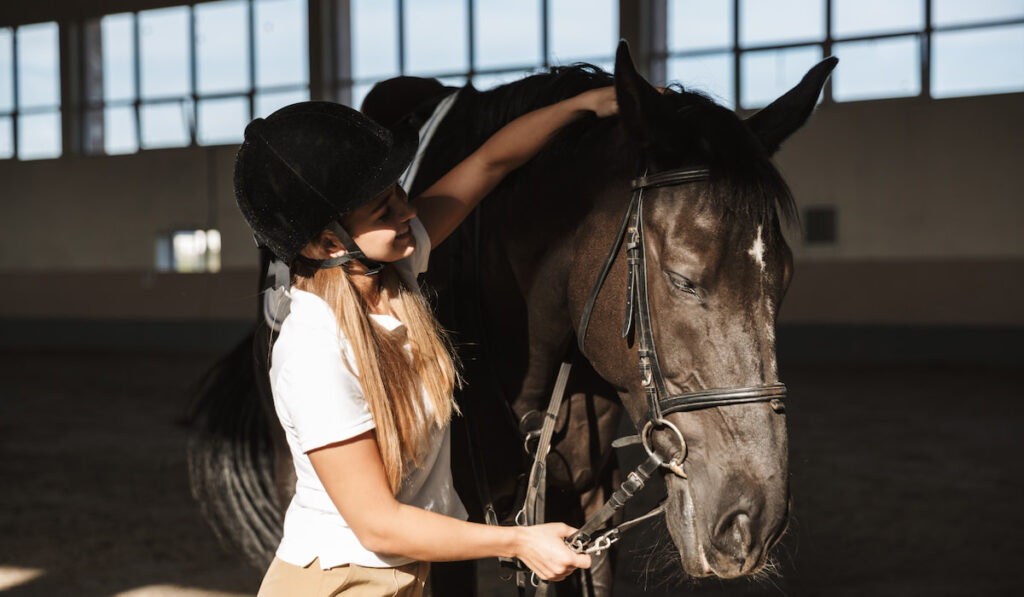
632;167;711;190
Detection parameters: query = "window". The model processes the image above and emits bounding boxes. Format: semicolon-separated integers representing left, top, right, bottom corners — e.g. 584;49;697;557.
156;229;222;273
739;0;825;48
662;0;1024;107
932;23;1024;98
548;0;617;67
667;0;733;107
0;22;62;160
932;0;1024;27
343;0;617;109
831;0;924;38
84;0;308;155
741;45;822;108
833;36;920;102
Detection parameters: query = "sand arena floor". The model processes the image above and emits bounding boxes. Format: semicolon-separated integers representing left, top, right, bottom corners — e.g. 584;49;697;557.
0;349;1020;596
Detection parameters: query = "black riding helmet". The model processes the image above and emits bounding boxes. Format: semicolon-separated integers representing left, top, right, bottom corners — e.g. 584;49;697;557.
233;101;418;273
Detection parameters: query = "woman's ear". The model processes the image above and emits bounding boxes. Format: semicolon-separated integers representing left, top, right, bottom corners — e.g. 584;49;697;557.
302;228;347;259
319;229;347;258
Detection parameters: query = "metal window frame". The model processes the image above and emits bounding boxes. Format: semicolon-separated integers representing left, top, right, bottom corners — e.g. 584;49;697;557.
336;0;618;107
654;0;1024;111
81;0;311;156
1;22;64;160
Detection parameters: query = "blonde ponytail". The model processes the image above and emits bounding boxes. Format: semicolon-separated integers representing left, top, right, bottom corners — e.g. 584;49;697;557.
293;260;459;494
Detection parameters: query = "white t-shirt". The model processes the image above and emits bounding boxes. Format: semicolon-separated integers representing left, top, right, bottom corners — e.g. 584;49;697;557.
268;216;467;570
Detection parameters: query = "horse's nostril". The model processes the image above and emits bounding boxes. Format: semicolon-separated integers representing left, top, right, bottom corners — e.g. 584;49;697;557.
714;511;753;562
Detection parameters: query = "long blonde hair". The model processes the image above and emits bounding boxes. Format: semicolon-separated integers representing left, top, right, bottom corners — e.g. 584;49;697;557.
292;256;459;494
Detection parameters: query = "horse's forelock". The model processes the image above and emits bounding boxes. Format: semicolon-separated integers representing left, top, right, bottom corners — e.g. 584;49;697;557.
649;94;798;233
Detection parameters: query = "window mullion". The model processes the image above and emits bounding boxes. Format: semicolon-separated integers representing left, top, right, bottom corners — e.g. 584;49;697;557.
248;0;256;118
12;26;19;156
922;0;932;99
133;12;141;151
467;0;475;80
189;3;198;146
732;0;741;110
397;0;405;75
824;0;833;103
541;0;549;68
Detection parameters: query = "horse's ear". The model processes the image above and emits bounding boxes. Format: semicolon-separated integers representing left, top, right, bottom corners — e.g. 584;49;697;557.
613;40;664;146
744;57;838;155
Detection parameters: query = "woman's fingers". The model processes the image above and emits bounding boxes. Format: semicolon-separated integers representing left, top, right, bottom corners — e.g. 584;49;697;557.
574;86;619;118
514;523;593;582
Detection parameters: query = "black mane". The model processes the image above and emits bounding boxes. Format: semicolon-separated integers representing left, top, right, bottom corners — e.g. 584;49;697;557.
410;64;795;230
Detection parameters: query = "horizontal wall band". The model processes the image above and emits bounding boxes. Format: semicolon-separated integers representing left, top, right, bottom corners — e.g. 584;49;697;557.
1;318;1021;365
1;259;1021;325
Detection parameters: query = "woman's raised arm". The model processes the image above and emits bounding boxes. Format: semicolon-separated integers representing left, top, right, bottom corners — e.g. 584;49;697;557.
411;86;618;248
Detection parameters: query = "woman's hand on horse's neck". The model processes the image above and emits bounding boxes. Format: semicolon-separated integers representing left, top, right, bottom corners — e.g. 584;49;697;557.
412;86;619;249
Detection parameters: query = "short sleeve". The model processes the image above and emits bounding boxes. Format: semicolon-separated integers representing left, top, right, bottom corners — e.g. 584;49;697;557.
274;330;375;453
395;216;431;279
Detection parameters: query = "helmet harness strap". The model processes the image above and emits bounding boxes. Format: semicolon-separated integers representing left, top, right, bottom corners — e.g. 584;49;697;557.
293;221;385;275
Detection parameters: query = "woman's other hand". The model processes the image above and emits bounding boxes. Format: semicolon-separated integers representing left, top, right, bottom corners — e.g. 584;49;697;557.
512;523;592;582
573;86;618;118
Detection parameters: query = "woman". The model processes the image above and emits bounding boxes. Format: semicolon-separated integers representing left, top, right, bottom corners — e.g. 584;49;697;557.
234;87;617;596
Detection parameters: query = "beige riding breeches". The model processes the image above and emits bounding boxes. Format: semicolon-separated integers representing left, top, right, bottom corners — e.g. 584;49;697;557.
258;556;429;597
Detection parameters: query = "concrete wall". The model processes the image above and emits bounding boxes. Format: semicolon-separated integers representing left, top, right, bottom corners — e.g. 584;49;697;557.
774;92;1024;327
2;92;1021;327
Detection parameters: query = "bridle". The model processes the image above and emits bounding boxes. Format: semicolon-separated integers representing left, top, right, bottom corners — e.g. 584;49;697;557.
576;166;787;425
517;166;788;578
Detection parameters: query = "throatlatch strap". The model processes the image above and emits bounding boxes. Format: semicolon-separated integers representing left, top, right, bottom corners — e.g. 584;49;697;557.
577;191;637;355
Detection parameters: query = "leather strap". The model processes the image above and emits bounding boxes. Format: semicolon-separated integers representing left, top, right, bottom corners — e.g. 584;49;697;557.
569;453;663;549
632;167;710;190
660;383;787;414
521;360;574;527
577;192;635;355
293;221;384;274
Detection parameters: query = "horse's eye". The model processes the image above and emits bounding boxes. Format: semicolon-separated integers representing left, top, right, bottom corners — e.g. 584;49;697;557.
666;271;700;299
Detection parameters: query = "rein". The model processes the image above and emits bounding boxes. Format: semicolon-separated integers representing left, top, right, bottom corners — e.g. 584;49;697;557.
517;166;788;586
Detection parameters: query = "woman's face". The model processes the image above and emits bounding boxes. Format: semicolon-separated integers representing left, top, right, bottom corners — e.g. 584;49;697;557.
341;183;417;262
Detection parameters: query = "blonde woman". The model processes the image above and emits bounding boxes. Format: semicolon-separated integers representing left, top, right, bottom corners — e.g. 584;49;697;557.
234;89;616;596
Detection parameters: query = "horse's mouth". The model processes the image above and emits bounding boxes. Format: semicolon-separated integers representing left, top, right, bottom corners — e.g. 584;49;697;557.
665;475;715;578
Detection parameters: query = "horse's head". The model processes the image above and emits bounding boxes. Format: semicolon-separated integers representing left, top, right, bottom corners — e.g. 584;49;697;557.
572;43;835;579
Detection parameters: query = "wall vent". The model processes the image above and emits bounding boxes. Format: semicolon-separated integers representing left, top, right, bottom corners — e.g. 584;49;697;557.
803;206;837;244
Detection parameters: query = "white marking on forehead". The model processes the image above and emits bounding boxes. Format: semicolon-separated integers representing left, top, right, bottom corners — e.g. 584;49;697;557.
765;298;778;379
747;225;766;273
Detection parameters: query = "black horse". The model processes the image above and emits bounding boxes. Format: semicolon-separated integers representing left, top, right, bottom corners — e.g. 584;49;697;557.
188;43;835;595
